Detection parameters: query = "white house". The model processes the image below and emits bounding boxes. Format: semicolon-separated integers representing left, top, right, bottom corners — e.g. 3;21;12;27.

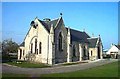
106;44;120;59
18;14;103;65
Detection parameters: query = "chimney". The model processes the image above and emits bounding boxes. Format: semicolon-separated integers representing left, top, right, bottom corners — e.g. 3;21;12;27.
43;18;51;23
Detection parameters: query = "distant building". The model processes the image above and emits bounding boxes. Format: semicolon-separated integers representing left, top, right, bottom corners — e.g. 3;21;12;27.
106;44;120;59
18;15;103;65
102;49;108;58
103;49;108;54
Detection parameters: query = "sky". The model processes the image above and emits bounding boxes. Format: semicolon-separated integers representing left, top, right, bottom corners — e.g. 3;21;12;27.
2;2;118;49
1;0;120;2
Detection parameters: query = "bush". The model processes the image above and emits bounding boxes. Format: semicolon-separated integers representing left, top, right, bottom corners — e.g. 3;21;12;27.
103;54;111;59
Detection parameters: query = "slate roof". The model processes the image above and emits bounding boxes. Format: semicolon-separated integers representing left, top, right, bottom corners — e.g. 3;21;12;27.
20;42;24;46
68;28;90;43
115;45;120;50
50;19;59;27
38;18;59;32
38;19;51;32
38;17;91;43
87;38;98;48
22;17;100;47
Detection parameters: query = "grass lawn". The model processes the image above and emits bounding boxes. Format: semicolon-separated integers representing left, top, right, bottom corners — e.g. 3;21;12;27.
2;61;119;78
41;61;118;77
5;61;51;68
2;73;29;78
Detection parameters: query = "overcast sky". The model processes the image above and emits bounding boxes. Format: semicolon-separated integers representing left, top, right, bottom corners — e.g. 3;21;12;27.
2;2;118;49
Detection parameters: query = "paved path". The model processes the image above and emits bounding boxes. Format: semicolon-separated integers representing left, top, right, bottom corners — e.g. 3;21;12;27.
2;59;118;76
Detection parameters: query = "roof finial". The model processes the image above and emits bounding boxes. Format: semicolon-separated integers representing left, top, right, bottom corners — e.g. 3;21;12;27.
60;13;62;17
35;16;38;19
111;43;113;47
99;34;100;37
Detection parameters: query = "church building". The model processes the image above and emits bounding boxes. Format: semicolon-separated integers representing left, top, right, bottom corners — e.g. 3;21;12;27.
18;14;103;65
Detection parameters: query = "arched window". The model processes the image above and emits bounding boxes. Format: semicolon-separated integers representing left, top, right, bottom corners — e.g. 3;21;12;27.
97;46;100;59
39;42;42;54
83;46;86;57
35;39;37;54
31;43;33;53
91;51;93;56
73;45;76;57
58;32;62;51
20;49;22;59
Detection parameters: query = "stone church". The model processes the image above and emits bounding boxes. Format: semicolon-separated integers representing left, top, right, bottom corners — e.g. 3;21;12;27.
18;14;103;65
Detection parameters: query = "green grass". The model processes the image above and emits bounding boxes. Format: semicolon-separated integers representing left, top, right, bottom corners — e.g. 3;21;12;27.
2;61;119;78
2;73;29;77
2;73;32;79
5;61;51;68
41;61;118;77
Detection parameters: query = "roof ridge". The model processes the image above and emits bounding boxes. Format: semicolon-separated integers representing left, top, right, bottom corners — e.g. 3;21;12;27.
114;45;120;50
66;27;83;33
70;28;83;32
87;37;98;39
51;18;59;21
38;19;50;32
54;17;62;28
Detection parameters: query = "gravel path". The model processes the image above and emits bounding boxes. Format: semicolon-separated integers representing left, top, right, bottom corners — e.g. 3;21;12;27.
2;59;118;76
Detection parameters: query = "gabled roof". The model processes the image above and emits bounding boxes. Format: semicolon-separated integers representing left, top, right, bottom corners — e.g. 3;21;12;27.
87;38;98;48
66;28;90;43
39;17;91;43
38;19;51;32
23;17;60;45
115;45;120;50
38;18;59;33
71;29;90;43
50;19;59;27
20;42;24;46
23;16;95;46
